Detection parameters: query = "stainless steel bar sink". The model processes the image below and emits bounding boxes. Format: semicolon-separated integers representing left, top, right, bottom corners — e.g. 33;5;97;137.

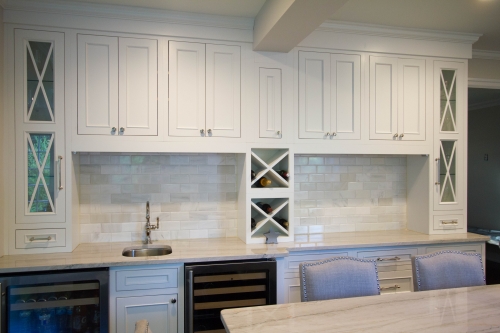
122;245;172;257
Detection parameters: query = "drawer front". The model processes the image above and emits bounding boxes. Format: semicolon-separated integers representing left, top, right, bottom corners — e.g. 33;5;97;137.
424;244;482;255
15;229;66;249
433;215;464;231
116;268;178;292
379;276;412;294
286;251;349;272
357;248;418;273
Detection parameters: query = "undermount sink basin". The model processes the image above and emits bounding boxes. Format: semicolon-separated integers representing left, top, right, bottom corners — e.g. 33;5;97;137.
122;245;173;257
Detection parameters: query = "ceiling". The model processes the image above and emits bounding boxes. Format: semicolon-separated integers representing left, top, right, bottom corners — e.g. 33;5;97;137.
25;0;500;51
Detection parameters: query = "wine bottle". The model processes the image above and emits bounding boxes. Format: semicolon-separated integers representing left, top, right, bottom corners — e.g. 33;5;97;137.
256;177;272;188
277;170;290;181
251;218;256;230
251;170;256;181
276;218;289;229
255;202;273;214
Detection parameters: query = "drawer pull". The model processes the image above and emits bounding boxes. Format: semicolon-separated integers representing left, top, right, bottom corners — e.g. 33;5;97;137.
380;285;400;291
29;236;52;242
376;256;401;262
441;220;458;225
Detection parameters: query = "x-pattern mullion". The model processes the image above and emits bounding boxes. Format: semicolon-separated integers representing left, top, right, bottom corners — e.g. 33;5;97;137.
26;41;54;122
439;141;457;203
439;71;457;132
27;134;55;213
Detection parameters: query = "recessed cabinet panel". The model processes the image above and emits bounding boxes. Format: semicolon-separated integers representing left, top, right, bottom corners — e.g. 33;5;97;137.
370;57;398;139
298;51;330;139
206;44;241;137
331;54;360;139
259;68;282;139
119;38;158;136
168;41;206;137
77;35;119;135
398;59;425;140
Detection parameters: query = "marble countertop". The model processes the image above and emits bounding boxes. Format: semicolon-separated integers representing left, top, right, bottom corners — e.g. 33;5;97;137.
0;230;489;274
221;284;500;332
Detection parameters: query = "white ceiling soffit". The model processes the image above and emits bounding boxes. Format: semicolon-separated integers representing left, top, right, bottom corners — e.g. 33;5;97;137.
253;0;349;52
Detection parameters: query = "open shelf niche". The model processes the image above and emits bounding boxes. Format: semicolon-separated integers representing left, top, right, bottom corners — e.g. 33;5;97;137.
250;149;290;189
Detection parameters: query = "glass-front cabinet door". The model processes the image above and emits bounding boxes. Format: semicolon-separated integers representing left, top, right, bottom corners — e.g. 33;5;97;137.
15;29;66;224
434;61;464;211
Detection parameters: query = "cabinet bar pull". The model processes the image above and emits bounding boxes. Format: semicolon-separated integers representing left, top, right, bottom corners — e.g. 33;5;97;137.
435;158;441;185
377;256;400;261
58;156;63;190
441;220;458;225
29;236;52;242
380;285;400;291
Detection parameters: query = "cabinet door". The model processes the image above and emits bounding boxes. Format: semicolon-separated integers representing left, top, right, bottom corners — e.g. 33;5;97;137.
206;44;241;138
119;37;158;136
434;138;464;211
15;29;66;224
398;58;425;141
283;278;301;303
298;51;330;139
259;68;282;139
77;34;119;135
331;54;360;139
116;294;177;333
369;56;398;140
168;41;206;137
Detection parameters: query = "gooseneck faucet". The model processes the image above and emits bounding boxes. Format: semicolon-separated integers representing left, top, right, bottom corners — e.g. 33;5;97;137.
145;201;159;244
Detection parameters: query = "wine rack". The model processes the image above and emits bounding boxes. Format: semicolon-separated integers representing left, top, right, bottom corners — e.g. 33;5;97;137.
239;147;293;244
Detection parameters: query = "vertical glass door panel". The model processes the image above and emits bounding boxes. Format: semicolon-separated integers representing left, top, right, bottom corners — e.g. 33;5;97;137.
439;140;457;203
26;41;54;122
26;133;55;213
440;69;456;132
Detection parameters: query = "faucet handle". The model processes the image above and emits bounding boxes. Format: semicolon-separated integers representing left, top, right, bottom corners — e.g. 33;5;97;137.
156;217;160;229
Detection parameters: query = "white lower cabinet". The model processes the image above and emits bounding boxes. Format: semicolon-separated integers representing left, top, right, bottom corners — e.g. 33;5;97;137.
281;242;485;303
110;264;184;333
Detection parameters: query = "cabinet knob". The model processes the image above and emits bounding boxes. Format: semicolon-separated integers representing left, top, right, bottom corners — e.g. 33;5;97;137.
326;132;330;136
393;133;398;138
170;298;177;304
277;131;281;135
200;129;205;135
120;127;125;133
332;132;337;137
399;133;404;138
111;127;117;133
207;129;212;134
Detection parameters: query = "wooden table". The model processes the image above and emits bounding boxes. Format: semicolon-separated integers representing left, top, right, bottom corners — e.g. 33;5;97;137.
221;285;500;332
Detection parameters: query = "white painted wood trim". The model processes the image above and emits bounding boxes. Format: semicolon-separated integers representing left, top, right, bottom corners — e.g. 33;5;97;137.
468;78;500;89
472;50;500;61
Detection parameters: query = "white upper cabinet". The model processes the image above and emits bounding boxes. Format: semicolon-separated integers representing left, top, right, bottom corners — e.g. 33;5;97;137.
77;34;158;136
259;68;282;139
298;51;360;140
168;41;241;138
370;56;425;141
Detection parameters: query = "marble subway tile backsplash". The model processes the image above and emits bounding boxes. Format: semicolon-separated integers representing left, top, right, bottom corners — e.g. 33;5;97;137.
79;153;238;243
294;155;407;238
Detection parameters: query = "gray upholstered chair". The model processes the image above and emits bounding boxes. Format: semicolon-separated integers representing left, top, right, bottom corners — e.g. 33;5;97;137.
412;250;485;291
299;256;380;302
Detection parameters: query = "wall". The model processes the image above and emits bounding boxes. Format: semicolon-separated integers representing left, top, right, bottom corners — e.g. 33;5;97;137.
79;153;239;242
294;155;407;239
79;153;408;242
469;58;500;80
0;6;4;257
468;104;500;230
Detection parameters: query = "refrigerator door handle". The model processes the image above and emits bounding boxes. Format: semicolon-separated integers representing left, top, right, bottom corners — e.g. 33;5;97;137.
186;270;194;333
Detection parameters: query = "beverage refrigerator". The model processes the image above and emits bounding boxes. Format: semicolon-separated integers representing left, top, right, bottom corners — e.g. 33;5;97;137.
0;268;109;333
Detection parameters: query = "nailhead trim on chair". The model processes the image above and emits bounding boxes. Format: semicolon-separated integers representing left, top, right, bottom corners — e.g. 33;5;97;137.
300;256;380;302
414;250;485;291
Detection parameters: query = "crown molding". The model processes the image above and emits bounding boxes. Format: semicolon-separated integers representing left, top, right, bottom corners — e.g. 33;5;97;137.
472;49;500;61
469;78;500;89
318;20;481;45
2;0;254;30
469;98;500;111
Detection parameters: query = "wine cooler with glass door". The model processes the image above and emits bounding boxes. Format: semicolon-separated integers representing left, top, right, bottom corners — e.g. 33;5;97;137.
0;268;109;333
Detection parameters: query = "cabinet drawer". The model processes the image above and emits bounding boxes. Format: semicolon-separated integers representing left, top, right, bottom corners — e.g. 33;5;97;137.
424;244;482;255
379;276;412;294
357;248;418;273
285;251;349;272
15;229;66;249
116;268;178;291
433;215;464;231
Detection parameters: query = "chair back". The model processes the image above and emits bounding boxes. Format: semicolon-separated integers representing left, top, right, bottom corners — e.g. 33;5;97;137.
413;250;485;291
299;256;380;302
